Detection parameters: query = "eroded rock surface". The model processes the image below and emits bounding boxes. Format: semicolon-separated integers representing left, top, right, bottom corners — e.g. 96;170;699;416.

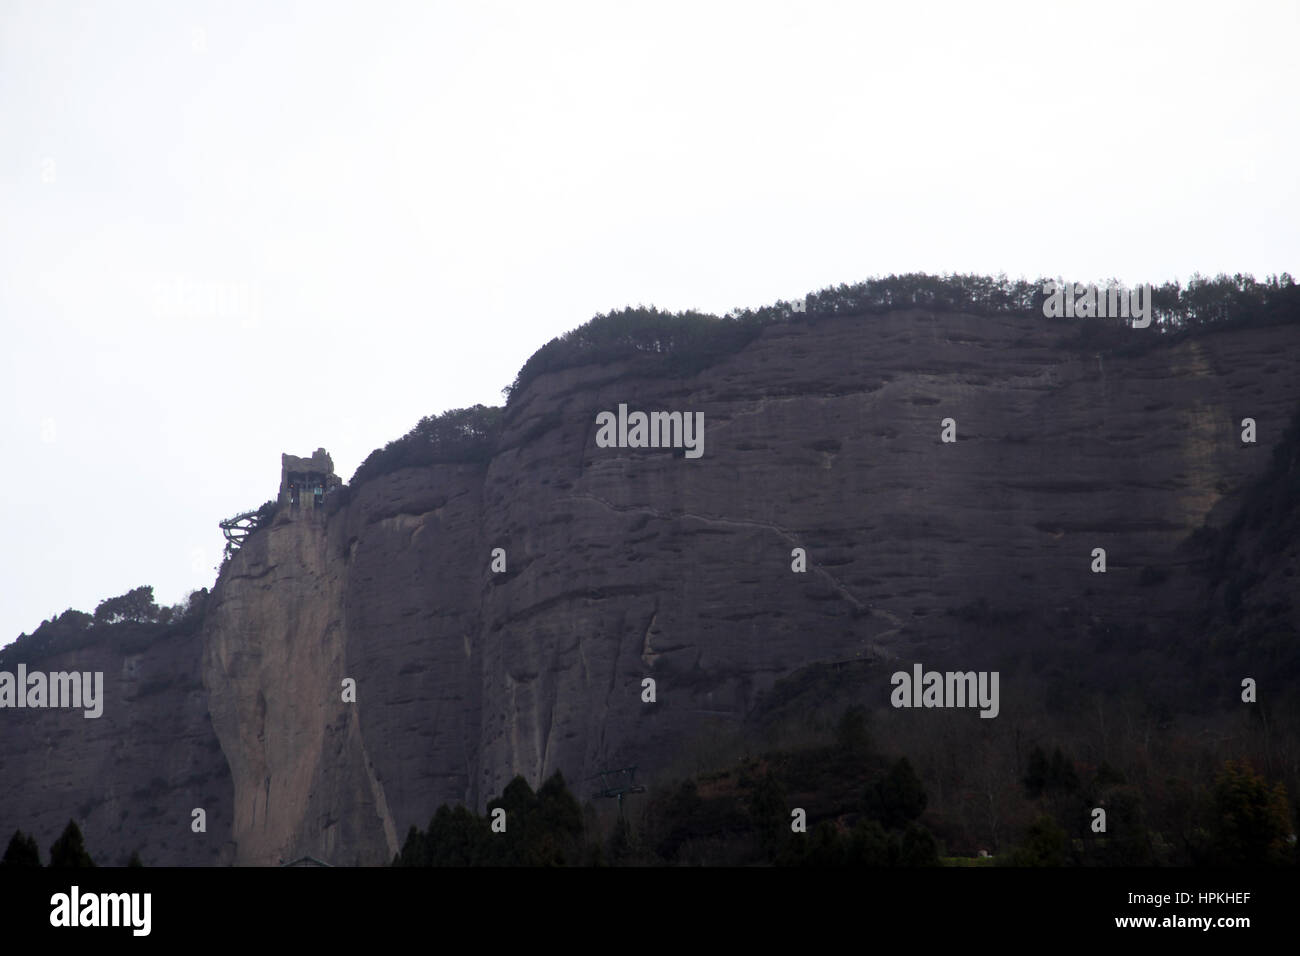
3;309;1298;865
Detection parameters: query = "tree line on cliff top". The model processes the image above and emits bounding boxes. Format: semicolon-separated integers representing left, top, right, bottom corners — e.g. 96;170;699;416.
349;271;1298;488
2;585;210;662
502;271;1299;403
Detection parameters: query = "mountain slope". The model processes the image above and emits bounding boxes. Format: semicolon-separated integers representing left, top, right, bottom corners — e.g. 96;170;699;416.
3;301;1298;865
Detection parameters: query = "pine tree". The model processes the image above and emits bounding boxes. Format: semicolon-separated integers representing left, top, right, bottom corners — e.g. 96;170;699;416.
868;757;927;829
395;824;428;867
1;830;41;867
898;823;941;867
49;820;95;868
525;771;583;866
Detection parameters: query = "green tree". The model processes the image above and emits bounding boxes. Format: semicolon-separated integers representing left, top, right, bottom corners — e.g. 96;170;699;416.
898;823;941;867
868;757;928;829
804;821;845;866
395;824;429;867
1208;761;1293;866
93;586;159;626
1003;815;1068;867
527;771;584;866
844;818;891;866
351;405;504;485
1;830;41;867
393;773;588;868
426;804;490;866
49;820;95;868
487;775;537;866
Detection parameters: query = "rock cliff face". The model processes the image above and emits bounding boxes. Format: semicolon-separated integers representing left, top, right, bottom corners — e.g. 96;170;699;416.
3;308;1298;865
0;626;235;866
201;509;397;866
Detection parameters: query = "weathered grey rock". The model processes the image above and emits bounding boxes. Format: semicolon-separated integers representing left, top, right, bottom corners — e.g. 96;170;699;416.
3;308;1298;865
0;627;235;866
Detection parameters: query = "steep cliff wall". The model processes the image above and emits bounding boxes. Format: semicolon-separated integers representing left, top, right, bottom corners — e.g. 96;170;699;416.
0;624;234;866
4;307;1298;866
198;309;1300;865
469;311;1299;802
201;508;397;866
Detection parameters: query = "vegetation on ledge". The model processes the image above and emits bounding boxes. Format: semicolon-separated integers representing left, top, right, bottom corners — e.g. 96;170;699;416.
351;272;1298;488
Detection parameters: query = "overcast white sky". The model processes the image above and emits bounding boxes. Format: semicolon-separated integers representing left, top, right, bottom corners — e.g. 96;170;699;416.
2;0;1297;646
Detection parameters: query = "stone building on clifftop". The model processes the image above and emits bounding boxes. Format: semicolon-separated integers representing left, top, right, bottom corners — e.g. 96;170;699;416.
279;447;342;511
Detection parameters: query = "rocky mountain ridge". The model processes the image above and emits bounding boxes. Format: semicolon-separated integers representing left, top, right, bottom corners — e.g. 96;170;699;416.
3;304;1298;865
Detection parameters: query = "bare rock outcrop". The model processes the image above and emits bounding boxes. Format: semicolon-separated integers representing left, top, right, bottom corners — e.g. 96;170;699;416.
3;307;1298;866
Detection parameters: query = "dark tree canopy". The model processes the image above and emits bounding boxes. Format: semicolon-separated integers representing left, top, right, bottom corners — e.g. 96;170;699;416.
396;771;584;867
93;585;159;626
48;820;95;868
868;757;928;830
1209;761;1293;866
502;272;1299;403
351;404;503;487
349;272;1298;489
1;830;41;867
